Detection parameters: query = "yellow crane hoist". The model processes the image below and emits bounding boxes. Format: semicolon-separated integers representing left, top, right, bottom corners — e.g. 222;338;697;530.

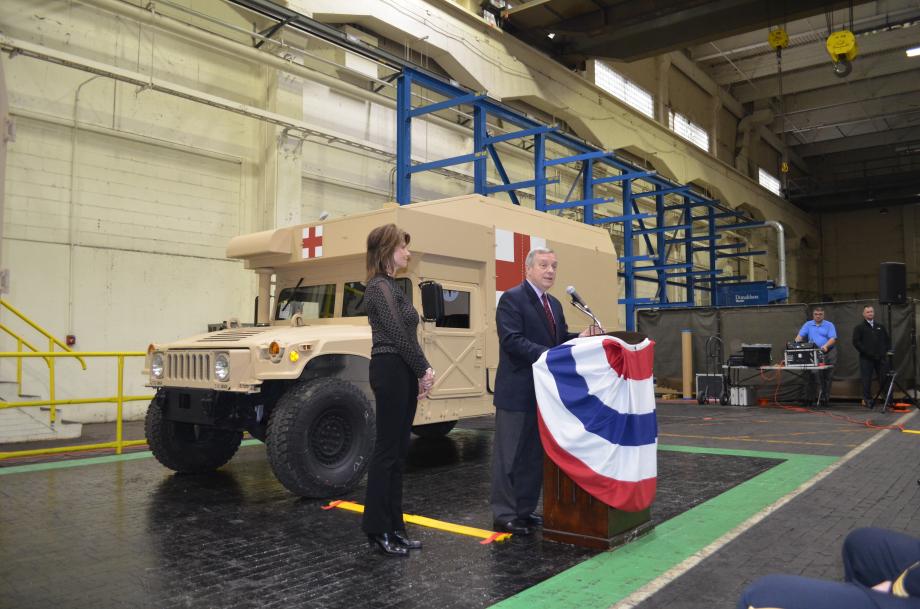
827;30;858;77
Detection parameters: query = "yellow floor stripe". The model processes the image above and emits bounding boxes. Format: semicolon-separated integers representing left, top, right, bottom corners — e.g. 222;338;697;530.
324;500;512;544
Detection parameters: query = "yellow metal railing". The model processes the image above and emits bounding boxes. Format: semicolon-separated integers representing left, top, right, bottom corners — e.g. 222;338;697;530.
0;351;153;460
0;298;87;420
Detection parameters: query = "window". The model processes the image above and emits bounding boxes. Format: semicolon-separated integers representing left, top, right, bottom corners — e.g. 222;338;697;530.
593;62;654;119
342;278;412;317
436;289;471;329
276;283;336;320
668;110;709;152
758;168;782;196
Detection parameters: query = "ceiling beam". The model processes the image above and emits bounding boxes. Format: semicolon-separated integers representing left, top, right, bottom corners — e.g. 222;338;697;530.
780;72;920;115
810;143;920;166
687;0;920;61
797;112;920;144
729;47;915;103
503;0;555;18
795;125;920;156
546;0;847;63
707;24;920;85
790;174;920;212
771;91;920;134
789;111;920;146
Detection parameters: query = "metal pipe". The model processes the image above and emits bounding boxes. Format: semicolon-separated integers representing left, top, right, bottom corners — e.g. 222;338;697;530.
763;220;786;287
69;76;102;337
0;56;8;295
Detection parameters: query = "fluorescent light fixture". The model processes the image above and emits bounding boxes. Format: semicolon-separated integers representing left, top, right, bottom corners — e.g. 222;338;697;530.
907;46;920;57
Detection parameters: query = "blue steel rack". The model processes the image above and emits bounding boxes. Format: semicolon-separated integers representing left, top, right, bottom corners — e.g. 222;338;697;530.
394;67;776;330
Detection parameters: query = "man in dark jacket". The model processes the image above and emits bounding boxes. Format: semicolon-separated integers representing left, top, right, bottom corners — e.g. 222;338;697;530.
852;305;891;409
491;247;600;535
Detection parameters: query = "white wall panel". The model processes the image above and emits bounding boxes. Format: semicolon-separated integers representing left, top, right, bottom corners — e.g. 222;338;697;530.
0;239;253;422
2;117;251;423
6;118;242;257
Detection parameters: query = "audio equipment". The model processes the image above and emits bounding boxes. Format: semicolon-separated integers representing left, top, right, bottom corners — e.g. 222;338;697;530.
879;262;907;304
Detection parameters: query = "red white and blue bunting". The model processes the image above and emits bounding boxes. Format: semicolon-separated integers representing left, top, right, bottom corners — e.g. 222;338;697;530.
534;335;657;512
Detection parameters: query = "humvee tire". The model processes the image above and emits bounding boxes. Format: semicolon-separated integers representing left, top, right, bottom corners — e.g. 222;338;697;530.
411;420;457;438
145;398;243;473
266;377;375;498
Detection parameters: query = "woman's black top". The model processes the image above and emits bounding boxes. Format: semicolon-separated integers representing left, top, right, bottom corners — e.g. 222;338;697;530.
365;274;430;378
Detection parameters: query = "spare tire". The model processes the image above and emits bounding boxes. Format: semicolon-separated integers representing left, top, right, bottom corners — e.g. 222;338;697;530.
266;377;375;498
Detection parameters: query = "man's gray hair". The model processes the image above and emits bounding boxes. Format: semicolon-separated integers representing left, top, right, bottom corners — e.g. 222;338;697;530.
525;247;555;268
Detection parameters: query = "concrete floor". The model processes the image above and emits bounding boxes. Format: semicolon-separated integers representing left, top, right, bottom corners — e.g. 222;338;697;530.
0;401;916;609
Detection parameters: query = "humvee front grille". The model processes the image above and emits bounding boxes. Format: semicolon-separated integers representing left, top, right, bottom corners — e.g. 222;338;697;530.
166;352;212;382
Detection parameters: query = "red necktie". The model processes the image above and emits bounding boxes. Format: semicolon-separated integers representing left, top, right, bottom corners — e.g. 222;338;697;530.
541;293;556;341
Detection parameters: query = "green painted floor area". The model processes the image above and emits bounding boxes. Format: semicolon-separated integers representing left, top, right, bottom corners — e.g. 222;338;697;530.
490;445;837;609
0;439;263;476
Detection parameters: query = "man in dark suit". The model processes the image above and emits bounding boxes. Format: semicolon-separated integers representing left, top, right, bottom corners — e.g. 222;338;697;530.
852;305;891;409
491;247;601;535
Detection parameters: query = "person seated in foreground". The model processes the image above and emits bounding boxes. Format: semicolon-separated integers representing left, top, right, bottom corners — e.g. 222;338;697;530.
738;527;920;609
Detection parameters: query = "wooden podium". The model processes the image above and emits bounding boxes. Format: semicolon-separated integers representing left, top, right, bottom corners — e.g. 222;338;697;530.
542;455;653;549
541;330;654;549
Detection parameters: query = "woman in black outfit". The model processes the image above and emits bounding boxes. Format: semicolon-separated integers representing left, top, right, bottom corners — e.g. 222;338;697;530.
362;223;435;557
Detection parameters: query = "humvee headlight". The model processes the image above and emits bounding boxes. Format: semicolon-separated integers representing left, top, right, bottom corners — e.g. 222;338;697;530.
214;353;231;382
151;353;165;379
268;341;284;363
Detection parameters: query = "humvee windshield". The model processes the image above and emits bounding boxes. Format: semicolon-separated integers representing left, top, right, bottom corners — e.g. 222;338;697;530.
276;283;336;320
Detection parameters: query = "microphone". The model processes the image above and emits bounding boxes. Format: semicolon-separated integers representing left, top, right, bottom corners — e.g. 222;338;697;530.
566;286;590;310
566;285;604;332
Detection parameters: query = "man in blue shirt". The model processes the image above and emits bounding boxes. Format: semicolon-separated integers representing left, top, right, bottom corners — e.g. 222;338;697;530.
795;306;837;405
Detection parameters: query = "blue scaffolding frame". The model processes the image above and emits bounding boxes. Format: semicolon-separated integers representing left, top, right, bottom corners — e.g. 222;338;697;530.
395;67;780;330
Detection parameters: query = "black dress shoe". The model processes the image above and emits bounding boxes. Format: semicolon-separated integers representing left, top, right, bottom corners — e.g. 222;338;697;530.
522;512;543;527
493;518;532;536
368;533;409;556
392;530;422;550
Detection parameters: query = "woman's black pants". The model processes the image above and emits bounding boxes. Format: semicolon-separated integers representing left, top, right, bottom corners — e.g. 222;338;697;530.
362;353;418;535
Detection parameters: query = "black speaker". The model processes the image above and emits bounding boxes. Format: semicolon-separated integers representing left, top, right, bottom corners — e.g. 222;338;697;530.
879;262;907;304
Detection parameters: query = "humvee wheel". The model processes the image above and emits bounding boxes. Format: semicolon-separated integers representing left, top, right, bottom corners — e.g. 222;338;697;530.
411;420;457;438
266;377;375;498
145;398;243;473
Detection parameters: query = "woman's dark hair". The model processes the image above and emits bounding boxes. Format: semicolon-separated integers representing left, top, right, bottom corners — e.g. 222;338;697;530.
366;223;410;279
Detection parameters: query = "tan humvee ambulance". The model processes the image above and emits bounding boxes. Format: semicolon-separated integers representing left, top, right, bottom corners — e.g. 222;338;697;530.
144;194;618;497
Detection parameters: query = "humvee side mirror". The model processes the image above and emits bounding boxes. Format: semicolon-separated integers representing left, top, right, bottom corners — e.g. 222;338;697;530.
419;280;444;323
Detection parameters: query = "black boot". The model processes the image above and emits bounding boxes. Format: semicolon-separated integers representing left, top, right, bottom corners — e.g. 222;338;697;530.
368;533;409;556
393;530;422;550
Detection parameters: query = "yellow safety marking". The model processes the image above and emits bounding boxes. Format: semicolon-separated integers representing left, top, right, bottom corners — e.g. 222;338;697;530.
903;429;920;435
324;500;512;544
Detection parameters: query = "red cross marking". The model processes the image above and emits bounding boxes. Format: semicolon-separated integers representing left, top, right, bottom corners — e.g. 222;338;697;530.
302;226;323;258
496;232;530;292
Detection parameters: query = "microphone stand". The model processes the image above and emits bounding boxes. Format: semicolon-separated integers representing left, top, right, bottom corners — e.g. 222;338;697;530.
570;298;605;332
